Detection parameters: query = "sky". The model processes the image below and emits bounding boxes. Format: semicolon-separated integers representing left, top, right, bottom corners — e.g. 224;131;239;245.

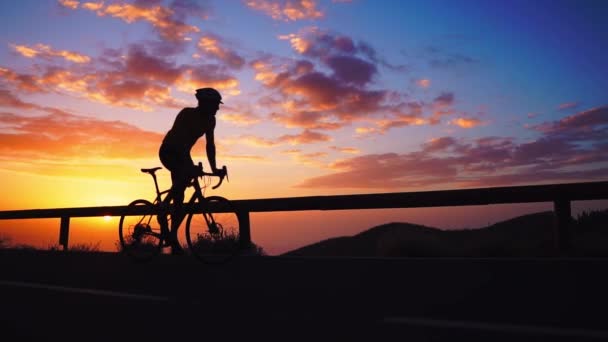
0;0;607;255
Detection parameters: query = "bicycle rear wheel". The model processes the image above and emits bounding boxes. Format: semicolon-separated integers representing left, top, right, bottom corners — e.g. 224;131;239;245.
185;196;241;264
119;199;163;261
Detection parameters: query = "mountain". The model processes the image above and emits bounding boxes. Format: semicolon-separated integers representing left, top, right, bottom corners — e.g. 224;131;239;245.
281;211;596;257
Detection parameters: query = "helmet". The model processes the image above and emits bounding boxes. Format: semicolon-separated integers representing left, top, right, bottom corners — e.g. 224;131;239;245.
195;87;223;104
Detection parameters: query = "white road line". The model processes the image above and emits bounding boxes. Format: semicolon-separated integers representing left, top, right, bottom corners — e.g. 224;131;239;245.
0;280;171;302
383;316;608;339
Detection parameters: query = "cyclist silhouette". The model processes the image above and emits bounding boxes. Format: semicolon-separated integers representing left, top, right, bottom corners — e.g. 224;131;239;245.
159;87;226;254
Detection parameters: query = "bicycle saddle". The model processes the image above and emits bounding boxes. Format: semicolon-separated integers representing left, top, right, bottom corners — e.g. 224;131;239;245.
141;167;162;174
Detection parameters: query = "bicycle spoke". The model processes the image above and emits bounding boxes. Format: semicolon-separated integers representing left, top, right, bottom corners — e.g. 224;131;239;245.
185;196;240;264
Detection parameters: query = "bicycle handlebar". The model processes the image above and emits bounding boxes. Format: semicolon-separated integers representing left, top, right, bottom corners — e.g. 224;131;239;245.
197;162;229;189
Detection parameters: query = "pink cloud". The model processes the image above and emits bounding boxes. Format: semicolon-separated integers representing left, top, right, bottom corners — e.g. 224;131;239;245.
237;129;332;148
1;42;241;110
558;101;579;111
278;129;332;144
271;111;342;130
0;89;38;109
296;106;608;190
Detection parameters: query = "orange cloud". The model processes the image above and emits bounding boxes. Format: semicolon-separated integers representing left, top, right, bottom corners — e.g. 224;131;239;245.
82;2;104;11
197;36;245;69
354;126;382;137
0;67;36;92
10;43;90;63
245;0;324;21
281;149;328;167
0;109;163;163
220;111;261;126
58;0;79;9
450;117;483;128
330;146;360;154
60;1;200;41
416;78;431;88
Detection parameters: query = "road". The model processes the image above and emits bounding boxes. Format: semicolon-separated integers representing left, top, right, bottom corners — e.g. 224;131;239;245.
1;249;608;341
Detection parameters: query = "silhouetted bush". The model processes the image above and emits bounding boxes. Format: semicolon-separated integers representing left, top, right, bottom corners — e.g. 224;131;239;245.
0;234;10;249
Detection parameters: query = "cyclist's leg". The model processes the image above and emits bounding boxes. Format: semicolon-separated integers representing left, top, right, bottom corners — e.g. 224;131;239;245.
168;166;190;254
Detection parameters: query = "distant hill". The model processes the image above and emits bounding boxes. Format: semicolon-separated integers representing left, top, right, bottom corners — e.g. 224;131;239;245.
282;210;608;257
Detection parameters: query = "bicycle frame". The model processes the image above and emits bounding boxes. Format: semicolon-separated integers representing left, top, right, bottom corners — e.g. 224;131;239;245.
120;164;237;262
148;168;219;234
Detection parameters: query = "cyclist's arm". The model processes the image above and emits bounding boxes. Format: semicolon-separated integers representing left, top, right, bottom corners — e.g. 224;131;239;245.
205;118;218;173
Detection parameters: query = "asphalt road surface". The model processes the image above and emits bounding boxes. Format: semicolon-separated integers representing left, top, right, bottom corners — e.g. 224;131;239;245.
2;250;608;341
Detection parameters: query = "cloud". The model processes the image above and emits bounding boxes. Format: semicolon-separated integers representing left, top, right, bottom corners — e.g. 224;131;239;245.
0;108;163;162
0;67;45;93
424;46;478;69
58;0;79;10
325;55;377;86
1;42;241;110
0;89;38;109
244;0;324;21
278;129;332;144
416;78;431;88
281;148;328;167
219;109;261;126
330;146;360;154
197;35;246;69
248;29;416;132
176;64;240;95
279;27;357;58
271;110;342;130
450;117;483;128
296;105;608;190
253;56;388;128
59;0;201;42
557;101;580;111
532;106;608;142
428;92;456;124
237;129;332;148
11;43;91;63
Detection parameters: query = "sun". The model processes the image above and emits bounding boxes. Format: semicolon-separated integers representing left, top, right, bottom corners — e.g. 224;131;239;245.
103;215;112;222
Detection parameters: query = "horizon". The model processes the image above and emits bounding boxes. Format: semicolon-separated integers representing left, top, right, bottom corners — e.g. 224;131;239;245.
1;0;607;255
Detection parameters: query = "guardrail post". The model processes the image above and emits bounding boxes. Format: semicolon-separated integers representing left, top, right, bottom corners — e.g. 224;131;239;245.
59;216;70;251
237;210;251;251
553;199;572;255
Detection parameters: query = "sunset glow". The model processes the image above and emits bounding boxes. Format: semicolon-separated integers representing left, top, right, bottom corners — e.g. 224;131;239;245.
1;1;607;254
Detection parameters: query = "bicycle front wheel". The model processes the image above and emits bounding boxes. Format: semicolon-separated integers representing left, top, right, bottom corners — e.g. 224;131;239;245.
185;196;241;264
118;199;163;261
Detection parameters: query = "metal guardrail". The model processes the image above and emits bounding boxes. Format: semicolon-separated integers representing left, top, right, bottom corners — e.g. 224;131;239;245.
1;180;607;253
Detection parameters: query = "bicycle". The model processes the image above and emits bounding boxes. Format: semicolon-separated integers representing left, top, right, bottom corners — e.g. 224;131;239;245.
118;162;241;264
